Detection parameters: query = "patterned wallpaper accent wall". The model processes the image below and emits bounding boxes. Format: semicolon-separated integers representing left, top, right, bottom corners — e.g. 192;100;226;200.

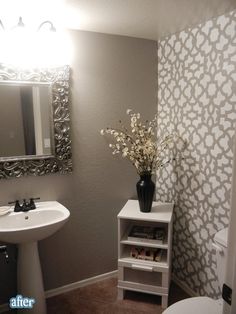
157;10;236;298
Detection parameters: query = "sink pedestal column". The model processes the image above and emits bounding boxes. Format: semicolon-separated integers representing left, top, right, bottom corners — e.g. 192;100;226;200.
17;242;47;314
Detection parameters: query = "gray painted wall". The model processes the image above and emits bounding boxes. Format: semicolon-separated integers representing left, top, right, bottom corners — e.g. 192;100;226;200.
0;30;157;304
157;10;236;298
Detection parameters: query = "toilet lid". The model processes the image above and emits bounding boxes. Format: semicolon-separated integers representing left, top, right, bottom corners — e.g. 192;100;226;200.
163;297;222;314
214;228;228;248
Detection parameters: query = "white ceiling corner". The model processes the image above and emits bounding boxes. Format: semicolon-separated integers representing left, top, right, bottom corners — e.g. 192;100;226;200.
64;0;236;40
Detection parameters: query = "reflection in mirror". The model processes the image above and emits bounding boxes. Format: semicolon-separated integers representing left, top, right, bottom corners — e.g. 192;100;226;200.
0;83;53;160
0;64;72;179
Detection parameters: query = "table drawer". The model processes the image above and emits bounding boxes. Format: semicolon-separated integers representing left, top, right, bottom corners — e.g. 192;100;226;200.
123;266;162;286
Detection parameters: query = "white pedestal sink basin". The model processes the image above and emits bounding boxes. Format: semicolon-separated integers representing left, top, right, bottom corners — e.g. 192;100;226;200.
0;201;70;314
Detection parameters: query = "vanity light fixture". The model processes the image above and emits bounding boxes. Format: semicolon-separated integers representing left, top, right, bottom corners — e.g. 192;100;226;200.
0;17;56;32
37;21;56;32
0;16;71;67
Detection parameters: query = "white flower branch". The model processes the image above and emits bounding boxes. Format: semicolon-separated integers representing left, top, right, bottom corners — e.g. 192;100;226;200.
101;109;187;175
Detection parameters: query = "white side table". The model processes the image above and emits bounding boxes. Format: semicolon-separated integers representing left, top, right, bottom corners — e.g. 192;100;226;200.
117;199;174;308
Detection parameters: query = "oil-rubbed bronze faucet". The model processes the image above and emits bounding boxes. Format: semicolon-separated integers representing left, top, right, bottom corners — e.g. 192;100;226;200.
8;198;40;212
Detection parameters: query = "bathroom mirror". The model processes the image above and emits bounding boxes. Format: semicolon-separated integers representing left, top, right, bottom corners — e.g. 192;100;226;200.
0;63;72;179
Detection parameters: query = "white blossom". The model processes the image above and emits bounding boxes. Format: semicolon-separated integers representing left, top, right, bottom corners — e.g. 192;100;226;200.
101;109;186;175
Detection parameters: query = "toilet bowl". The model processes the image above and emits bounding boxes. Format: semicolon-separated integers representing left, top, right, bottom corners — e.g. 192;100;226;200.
163;297;222;314
163;228;228;314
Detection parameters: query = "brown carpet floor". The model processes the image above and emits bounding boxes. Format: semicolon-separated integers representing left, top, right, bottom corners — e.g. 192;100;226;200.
46;277;190;314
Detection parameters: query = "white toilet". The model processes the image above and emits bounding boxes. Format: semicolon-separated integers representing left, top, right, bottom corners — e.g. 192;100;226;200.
163;228;228;314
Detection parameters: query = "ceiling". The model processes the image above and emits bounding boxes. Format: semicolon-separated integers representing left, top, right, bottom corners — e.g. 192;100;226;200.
64;0;236;40
0;0;236;40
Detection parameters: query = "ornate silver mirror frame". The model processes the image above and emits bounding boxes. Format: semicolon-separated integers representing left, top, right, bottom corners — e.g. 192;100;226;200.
0;63;72;179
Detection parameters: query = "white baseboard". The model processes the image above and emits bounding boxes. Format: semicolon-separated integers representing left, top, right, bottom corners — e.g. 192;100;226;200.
46;269;118;298
172;274;199;298
0;270;118;313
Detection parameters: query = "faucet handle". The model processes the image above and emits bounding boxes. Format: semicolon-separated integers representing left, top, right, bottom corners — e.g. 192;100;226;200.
29;197;40;209
30;197;40;201
8;200;19;205
8;200;22;212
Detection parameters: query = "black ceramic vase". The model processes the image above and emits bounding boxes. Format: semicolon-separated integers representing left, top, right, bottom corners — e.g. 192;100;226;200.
136;173;155;212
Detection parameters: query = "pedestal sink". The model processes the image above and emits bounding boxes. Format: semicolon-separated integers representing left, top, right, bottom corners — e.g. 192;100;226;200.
0;201;70;314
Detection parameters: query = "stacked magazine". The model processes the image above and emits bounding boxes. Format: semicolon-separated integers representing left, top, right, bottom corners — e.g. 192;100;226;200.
128;225;166;244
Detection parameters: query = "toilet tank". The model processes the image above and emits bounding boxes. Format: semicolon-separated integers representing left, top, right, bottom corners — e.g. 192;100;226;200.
213;228;228;290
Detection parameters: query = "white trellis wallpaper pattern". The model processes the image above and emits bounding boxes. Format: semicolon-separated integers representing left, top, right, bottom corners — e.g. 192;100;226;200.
157;10;236;297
